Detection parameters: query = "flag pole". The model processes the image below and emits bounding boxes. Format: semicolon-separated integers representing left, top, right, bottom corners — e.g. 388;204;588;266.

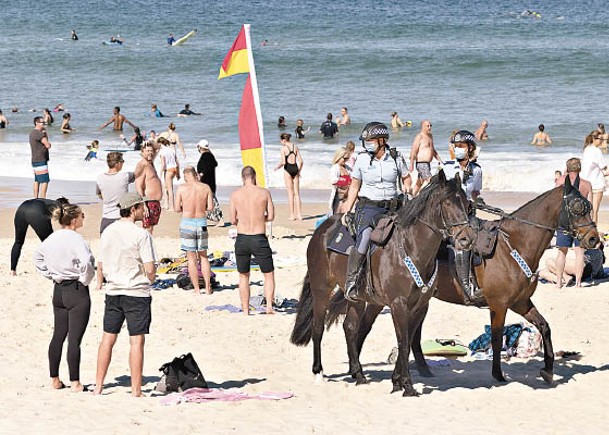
242;24;269;188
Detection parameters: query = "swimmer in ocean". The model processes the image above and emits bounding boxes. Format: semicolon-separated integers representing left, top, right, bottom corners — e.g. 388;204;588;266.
531;124;552;146
100;106;137;131
167;33;175;46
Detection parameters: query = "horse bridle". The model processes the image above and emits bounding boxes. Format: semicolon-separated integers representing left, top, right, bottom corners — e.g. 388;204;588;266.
475;192;596;241
419;193;472;243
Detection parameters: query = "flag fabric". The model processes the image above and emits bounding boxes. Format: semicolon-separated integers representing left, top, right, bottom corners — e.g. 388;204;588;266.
218;25;268;187
218;26;250;79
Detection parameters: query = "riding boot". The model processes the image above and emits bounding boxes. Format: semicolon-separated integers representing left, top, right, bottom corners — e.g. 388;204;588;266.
454;249;481;301
344;250;366;302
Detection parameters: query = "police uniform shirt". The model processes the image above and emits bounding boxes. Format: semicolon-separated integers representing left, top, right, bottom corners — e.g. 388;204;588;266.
443;160;482;200
352;151;406;201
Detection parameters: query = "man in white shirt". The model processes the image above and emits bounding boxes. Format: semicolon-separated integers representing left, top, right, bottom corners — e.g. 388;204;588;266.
96;152;135;234
94;192;156;397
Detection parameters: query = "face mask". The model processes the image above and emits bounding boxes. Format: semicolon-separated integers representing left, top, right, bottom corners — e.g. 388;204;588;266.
454;147;468;160
362;141;377;154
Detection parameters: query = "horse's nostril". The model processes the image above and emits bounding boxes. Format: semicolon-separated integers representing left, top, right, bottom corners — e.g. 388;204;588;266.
589;237;598;247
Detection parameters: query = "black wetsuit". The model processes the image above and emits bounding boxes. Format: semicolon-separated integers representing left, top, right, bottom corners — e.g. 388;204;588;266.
11;199;57;271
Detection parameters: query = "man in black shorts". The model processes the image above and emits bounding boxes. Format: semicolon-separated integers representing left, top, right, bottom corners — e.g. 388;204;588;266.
230;166;276;315
94;192;157;396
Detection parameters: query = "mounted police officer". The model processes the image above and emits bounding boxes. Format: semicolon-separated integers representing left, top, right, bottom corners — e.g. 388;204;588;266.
341;122;409;302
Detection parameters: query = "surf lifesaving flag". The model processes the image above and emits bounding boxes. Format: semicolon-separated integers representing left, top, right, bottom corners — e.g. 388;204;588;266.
218;24;268;187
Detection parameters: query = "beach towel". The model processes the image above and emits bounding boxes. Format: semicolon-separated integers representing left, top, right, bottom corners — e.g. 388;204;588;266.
468;323;524;355
160;387;293;406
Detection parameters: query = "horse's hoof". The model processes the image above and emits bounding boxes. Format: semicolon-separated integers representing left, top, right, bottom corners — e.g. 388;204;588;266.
492;372;507;383
355;375;369;386
540;369;553;384
391;384;401;394
402;386;420;397
314;373;325;385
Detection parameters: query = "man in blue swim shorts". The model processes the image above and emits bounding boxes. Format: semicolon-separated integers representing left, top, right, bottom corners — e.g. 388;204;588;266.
175;166;214;294
230;166;276;315
29;116;52;198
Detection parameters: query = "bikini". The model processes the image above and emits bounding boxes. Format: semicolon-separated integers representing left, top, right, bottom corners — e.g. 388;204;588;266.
283;145;299;178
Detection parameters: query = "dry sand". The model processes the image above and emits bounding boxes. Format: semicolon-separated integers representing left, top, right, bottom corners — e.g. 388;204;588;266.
0;196;608;434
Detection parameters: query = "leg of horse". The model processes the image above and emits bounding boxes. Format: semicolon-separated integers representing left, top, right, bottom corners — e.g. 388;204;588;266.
390;303;418;396
513;300;554;384
355;304;383;354
343;302;368;385
311;287;330;381
489;307;508;382
411;311;433;377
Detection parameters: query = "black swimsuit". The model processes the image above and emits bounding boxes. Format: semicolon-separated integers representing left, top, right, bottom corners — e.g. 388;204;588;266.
283;146;299;178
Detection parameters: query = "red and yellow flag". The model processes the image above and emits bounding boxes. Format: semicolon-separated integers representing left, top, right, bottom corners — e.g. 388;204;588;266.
218;26;250;79
218;25;268;187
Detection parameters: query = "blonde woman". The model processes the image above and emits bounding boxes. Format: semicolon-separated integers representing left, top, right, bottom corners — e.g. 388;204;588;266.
34;203;95;393
159;137;180;211
275;132;303;220
329;147;352;214
581;131;609;223
159;123;186;158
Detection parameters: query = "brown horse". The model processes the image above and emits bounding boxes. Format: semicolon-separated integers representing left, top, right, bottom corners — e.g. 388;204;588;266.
290;172;476;396
354;176;599;385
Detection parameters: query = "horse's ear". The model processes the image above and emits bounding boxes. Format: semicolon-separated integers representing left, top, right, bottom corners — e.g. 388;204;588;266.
438;168;447;185
564;174;573;193
453;171;461;186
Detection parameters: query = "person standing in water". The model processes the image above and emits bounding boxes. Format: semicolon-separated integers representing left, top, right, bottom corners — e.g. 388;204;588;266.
100;106;137;132
531;124;552;146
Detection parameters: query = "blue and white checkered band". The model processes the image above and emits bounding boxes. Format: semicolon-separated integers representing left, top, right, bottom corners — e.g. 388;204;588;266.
403;256;439;293
510;249;533;278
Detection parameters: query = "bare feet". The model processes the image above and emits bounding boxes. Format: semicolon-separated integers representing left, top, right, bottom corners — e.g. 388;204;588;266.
70;382;88;393
10;270;16;276
51;377;66;389
265;310;276;315
131;391;146;397
93;385;103;395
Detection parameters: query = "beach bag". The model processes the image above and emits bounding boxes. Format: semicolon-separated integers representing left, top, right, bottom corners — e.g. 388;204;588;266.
158;353;208;392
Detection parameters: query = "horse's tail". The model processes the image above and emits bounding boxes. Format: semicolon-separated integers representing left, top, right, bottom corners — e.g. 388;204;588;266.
290;271;314;346
325;289;348;328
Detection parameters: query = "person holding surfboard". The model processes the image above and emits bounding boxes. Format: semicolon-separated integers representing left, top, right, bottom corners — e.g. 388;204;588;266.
167;33;175;46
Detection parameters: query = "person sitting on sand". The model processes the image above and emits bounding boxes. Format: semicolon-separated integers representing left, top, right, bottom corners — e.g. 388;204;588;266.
531;124;552;146
540;242;605;287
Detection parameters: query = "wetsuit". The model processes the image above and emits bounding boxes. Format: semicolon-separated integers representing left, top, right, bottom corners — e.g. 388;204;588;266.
295;125;305;139
283;145;299;178
11;198;58;272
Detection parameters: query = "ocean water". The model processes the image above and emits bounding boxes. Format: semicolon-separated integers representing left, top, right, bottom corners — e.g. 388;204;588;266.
2;0;609;193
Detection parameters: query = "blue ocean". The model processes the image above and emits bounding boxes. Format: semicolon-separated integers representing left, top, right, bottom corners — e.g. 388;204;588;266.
2;0;609;194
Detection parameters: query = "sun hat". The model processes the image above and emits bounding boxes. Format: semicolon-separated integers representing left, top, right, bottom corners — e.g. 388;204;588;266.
197;139;210;149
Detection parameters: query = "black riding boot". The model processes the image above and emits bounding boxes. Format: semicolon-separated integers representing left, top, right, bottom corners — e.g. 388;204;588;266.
454;250;481;301
344;250;366;302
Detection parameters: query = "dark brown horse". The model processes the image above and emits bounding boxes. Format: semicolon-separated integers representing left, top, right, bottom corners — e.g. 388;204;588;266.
290;172;476;396
354;176;599;385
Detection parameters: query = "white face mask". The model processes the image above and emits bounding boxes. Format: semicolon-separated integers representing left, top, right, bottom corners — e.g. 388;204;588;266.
363;141;378;154
454;147;468;160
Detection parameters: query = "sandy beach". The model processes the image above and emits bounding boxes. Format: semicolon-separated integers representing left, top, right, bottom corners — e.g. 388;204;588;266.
1;192;608;435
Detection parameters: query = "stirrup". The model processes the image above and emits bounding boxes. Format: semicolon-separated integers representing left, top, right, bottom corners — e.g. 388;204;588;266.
344;282;359;302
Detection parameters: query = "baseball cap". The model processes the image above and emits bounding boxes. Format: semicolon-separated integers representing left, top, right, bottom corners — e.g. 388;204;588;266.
118;192;148;209
197;139;209;149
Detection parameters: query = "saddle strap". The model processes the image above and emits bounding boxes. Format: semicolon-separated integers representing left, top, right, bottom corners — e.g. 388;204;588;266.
501;232;534;279
402;255;438;293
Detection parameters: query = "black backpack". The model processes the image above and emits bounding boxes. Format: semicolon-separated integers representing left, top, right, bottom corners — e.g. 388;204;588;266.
159;353;208;392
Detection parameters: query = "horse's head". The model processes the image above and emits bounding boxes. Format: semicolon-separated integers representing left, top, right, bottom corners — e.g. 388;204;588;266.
426;170;476;250
559;176;599;249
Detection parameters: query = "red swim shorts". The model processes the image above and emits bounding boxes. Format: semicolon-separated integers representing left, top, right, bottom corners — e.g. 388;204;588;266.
143;200;161;228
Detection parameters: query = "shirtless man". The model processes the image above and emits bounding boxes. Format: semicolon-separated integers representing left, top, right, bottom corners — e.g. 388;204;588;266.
100;106;137;131
230;166;276;315
391;111;405;129
175;166;213;294
409;120;442;196
531;124;553;146
475;120;489;141
135;143;163;234
336;107;351;126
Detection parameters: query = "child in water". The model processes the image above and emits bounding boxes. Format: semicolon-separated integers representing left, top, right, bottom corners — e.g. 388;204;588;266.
85;140;99;161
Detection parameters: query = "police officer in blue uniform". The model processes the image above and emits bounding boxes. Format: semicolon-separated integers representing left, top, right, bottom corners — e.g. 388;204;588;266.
341;122;409;301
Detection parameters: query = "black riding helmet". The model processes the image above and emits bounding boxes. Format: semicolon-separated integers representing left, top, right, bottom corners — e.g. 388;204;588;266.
360;122;389;141
450;130;476;145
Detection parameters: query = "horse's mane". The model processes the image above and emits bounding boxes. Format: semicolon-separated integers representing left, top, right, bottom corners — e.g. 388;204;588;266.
510;186;560;217
396;174;460;226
